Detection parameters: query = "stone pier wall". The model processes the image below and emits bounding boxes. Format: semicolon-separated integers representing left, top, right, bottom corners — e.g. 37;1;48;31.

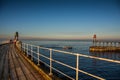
90;41;120;52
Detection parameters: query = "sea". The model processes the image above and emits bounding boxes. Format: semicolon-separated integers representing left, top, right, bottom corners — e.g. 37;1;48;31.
21;40;120;80
1;39;120;79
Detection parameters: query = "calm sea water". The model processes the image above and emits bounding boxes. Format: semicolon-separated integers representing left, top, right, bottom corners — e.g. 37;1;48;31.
22;40;120;80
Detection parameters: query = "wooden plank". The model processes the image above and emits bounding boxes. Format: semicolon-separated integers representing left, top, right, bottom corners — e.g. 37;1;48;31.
17;53;36;80
16;68;27;80
3;50;9;80
0;52;6;79
13;45;36;80
0;44;47;80
9;46;18;80
11;45;27;80
16;48;43;80
0;46;6;79
0;45;5;61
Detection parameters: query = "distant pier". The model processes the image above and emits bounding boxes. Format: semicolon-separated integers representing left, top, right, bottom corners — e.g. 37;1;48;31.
0;32;52;80
0;43;51;80
89;41;120;52
90;34;120;52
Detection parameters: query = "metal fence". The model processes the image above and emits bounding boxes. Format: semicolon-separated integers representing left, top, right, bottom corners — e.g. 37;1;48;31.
21;42;120;80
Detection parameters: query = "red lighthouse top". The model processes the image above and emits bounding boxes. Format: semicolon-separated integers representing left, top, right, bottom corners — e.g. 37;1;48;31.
93;34;96;38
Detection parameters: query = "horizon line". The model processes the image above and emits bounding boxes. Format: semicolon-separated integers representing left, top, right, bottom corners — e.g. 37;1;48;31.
0;37;120;42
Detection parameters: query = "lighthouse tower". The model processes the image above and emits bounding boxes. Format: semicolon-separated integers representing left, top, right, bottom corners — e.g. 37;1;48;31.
14;32;19;41
93;34;97;46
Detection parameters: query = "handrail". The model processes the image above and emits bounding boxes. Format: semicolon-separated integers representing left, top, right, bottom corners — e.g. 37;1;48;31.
21;42;120;80
23;43;120;64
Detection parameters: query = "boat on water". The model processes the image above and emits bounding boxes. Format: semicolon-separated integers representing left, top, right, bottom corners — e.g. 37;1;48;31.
63;46;72;49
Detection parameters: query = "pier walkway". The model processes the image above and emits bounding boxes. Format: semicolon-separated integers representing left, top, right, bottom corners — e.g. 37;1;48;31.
0;43;51;80
1;42;120;80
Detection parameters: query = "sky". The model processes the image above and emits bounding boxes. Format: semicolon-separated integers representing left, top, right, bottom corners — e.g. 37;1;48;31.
0;0;120;40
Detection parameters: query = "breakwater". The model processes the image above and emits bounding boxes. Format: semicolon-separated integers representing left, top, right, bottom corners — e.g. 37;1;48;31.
90;41;120;52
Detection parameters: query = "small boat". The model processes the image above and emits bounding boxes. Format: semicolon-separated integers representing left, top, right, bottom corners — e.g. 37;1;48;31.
63;46;72;49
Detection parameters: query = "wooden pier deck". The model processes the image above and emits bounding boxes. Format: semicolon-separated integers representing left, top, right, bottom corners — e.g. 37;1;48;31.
0;44;51;80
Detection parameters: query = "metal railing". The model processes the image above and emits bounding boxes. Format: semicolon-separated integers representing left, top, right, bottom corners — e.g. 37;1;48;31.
21;42;120;80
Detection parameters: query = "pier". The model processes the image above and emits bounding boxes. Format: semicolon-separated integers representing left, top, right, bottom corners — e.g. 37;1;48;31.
90;34;120;52
0;41;120;80
0;32;51;80
0;33;120;80
0;43;51;80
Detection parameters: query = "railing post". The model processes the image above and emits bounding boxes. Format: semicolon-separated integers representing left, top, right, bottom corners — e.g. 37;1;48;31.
49;49;53;76
114;42;116;47
27;44;28;57
102;42;104;47
37;46;40;66
118;42;120;47
21;42;22;51
110;42;112;47
76;54;79;80
22;43;24;51
31;45;33;61
24;43;26;53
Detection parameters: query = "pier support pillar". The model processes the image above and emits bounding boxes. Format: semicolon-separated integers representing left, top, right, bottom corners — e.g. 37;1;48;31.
103;42;104;47
119;42;120;47
110;42;113;47
106;42;108;47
